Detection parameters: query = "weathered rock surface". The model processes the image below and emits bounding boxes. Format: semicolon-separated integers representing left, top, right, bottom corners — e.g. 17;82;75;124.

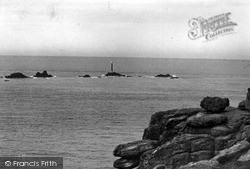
138;134;215;169
187;112;228;127
113;158;140;169
34;70;53;78
5;72;29;78
113;140;158;158
113;97;250;169
178;160;219;169
200;97;230;113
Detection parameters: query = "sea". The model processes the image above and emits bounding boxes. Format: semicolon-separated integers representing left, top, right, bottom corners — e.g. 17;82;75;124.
0;56;250;169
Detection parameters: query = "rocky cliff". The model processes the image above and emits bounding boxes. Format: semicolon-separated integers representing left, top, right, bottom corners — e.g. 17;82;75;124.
113;97;250;169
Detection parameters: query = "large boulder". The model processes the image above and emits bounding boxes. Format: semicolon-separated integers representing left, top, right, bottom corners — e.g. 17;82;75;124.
113;140;158;158
200;97;230;113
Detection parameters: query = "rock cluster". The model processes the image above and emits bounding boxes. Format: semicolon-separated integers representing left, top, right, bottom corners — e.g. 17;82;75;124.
34;70;53;78
113;96;250;169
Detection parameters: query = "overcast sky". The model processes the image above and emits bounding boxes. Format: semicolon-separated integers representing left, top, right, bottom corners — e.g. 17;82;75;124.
0;0;249;59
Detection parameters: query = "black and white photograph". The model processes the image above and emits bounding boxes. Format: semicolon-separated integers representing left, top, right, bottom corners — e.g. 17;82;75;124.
0;0;250;169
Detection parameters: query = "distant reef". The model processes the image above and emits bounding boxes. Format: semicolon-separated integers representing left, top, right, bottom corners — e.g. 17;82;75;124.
34;71;53;78
155;74;179;79
105;72;126;77
79;74;91;78
113;95;250;169
5;72;29;79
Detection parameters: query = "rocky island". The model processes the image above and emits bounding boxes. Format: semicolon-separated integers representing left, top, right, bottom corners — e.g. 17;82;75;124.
5;72;29;78
113;95;250;169
105;72;126;77
79;74;91;78
34;70;53;78
155;74;179;79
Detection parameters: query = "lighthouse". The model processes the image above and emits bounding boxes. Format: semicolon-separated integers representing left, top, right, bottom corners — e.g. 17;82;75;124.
110;61;114;72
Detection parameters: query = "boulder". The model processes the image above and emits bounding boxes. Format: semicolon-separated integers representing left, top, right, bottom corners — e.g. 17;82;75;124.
34;70;53;78
187;112;228;128
113;140;158;158
113;158;140;169
200;97;230;113
5;72;29;78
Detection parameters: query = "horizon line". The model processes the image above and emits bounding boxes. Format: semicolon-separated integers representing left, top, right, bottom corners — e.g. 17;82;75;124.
0;55;249;61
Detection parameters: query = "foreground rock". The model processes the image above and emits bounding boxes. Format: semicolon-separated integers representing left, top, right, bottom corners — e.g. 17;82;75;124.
200;97;230;113
113;96;250;169
5;72;29;78
105;72;126;77
34;70;53;78
113;140;158;158
113;158;140;169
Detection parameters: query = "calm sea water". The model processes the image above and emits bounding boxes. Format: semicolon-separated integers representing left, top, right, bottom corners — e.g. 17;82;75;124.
0;56;250;169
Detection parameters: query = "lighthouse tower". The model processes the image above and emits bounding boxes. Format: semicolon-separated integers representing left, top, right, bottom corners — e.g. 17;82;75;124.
110;61;114;72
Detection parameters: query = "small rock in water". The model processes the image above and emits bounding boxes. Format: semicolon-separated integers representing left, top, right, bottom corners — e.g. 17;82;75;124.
200;97;230;113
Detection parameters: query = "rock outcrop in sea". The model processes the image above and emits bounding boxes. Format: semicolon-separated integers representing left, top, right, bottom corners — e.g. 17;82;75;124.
113;95;250;169
155;74;179;79
5;72;29;78
34;70;53;78
79;74;91;78
105;72;126;77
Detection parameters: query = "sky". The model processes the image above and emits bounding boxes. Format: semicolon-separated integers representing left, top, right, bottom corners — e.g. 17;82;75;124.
0;0;249;59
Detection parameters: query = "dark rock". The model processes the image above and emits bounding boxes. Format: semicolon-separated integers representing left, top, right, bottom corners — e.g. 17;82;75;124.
34;70;53;78
143;108;202;142
5;72;29;78
113;157;140;169
200;97;230;113
187;112;228;128
155;74;171;78
105;72;126;77
113;140;158;158
238;100;246;110
79;74;91;78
